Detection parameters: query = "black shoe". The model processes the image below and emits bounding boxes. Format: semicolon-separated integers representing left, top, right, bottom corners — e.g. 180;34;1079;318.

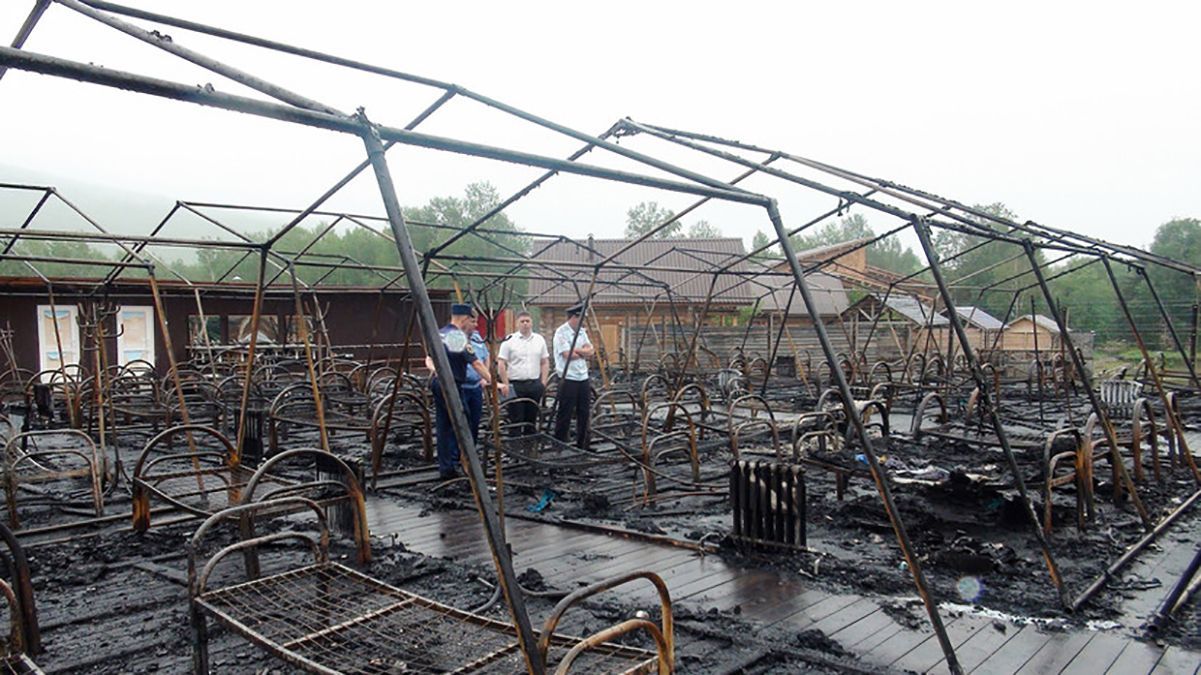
438;468;459;481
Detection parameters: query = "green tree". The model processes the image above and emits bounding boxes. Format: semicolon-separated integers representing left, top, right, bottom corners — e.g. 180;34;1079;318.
687;220;722;238
790;213;921;275
750;229;778;259
172;181;529;303
931;203;1046;318
625;201;682;239
0;239;117;278
1046;259;1127;342
1144;217;1201;346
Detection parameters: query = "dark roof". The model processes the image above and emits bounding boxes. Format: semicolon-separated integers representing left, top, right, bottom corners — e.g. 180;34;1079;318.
795;237;874;262
885;295;948;325
757;271;849;317
0;275;442;298
846;292;948;326
945;305;1004;330
526;237;756;306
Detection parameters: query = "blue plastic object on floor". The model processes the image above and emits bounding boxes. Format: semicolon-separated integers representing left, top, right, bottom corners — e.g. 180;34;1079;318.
527;488;557;513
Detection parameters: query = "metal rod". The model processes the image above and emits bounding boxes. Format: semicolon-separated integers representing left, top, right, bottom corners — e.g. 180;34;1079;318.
0;0;50;82
0;189;51;256
232;250;268;463
1022;242;1152;528
761;283;796;396
1138;268;1201;390
359;122;542;674
288;265;330;452
674;274;719;392
767;203;960;673
1071;487;1201;611
1147;543;1201;632
1102;258;1201;484
0;47;768;206
912;220;1068;605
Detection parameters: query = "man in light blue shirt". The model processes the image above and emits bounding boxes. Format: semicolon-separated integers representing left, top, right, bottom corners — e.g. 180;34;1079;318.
552;303;594;448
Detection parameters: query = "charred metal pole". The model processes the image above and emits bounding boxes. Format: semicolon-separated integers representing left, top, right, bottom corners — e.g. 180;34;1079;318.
664;287;689;354
1138;269;1201;390
913;221;1069;606
57;0;343;114
288;265;331;452
1022;242;1152;529
675;274;720;393
631;298;659;375
1193;303;1199;377
988;290;1023;355
859;284;894;365
1031;298;1046;426
739;297;761;353
232;250;269;464
0;0;49;82
1146;543;1201;633
1072;487;1201;611
358;122;541;673
769;205;960;673
761;283;796;396
0;49;764;206
1;188;51;256
42;282;79;428
1102;258;1201;484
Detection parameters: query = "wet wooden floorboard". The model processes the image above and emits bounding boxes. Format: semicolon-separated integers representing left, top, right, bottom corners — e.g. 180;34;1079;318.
367;497;1201;675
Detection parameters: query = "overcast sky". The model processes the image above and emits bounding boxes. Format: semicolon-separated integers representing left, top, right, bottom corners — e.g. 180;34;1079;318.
1;1;1198;254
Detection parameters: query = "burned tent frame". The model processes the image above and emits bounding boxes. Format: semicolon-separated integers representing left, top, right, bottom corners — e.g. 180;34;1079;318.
3;2;1199;673
0;4;866;671
615;118;1201;606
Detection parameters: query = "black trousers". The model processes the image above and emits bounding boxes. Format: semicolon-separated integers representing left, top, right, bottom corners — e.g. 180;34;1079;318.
508;379;545;436
554;379;591;449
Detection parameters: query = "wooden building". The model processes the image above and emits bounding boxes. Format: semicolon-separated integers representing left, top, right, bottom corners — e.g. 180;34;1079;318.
0;276;448;378
840;292;950;358
999;314;1064;352
526;237;756;365
942;305;1005;352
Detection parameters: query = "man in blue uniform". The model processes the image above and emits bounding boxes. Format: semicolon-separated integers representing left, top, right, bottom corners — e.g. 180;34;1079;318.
461;320;492;445
426;304;504;480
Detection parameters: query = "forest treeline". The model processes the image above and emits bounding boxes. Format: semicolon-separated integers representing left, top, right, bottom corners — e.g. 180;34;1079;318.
4;183;1198;348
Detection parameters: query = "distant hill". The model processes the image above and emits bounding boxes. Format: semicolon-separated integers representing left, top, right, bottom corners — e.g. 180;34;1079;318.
0;163;278;264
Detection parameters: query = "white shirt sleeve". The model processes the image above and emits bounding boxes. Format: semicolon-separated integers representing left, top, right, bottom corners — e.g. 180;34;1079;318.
538;335;549;360
497;337;512;362
553;329;569;357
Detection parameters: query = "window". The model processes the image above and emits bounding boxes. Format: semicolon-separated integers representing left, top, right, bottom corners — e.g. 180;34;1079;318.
230;315;281;345
116;306;156;367
36;305;80;378
286;315;317;344
188;316;223;346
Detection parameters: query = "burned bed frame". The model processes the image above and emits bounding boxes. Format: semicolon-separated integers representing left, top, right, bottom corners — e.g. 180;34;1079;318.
0;520;43;674
3;3;1201;672
189;498;673;674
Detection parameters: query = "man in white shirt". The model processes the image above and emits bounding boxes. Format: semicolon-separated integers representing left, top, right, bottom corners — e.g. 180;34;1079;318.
497;310;549;436
552;303;594;449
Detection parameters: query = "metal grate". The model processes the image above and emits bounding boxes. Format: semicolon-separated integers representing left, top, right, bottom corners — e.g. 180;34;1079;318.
198;562;657;674
730;460;806;551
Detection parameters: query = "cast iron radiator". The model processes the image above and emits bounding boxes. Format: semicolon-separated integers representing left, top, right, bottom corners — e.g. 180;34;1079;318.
730;459;806;551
